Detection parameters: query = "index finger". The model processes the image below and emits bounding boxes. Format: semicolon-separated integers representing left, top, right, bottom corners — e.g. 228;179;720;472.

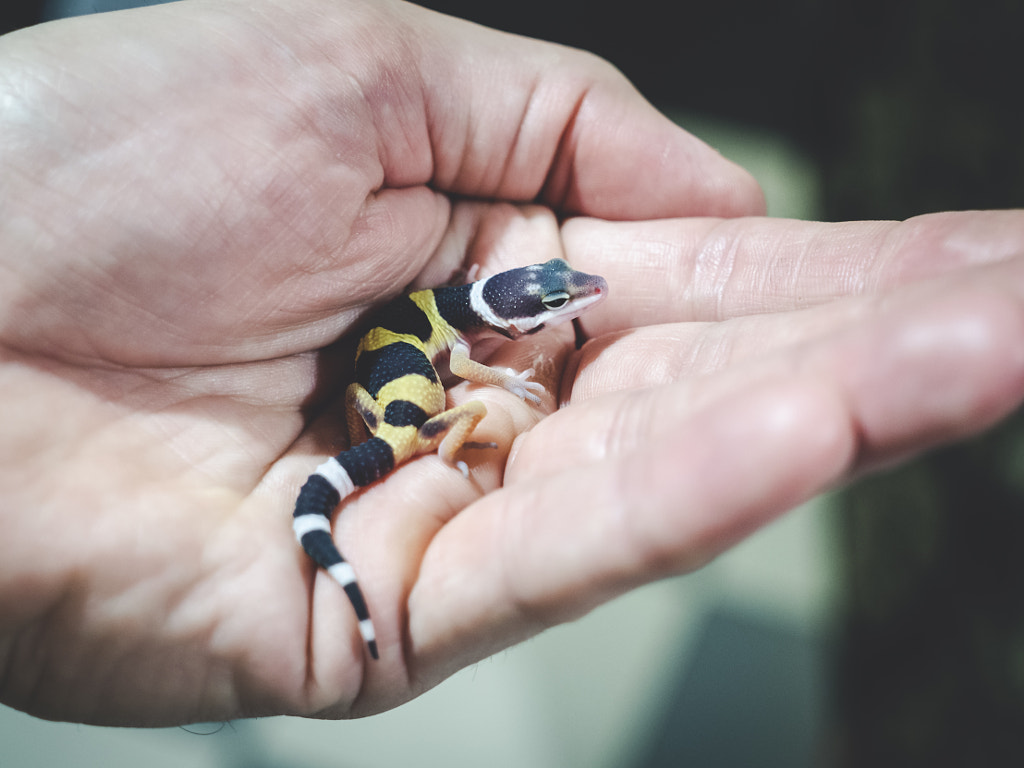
565;211;1024;333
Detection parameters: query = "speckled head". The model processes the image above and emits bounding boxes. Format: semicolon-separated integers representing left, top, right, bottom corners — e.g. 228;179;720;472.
474;258;608;338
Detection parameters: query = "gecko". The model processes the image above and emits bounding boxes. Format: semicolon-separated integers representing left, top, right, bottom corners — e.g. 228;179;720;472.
292;258;608;660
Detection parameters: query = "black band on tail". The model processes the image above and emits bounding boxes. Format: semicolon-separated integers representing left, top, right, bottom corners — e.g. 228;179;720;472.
294;461;382;660
294;474;340;523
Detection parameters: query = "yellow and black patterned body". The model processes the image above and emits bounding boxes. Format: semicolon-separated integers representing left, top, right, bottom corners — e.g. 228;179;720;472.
293;259;608;660
349;289;464;465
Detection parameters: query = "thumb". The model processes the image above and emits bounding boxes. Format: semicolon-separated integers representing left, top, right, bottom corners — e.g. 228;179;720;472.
380;4;764;219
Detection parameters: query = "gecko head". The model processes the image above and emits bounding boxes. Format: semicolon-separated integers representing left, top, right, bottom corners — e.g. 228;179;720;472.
475;258;608;339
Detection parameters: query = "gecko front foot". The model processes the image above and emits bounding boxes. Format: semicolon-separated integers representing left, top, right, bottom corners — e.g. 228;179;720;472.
500;367;545;404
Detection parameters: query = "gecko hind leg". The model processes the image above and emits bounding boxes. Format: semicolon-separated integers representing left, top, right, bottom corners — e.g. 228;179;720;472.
417;400;491;476
345;382;383;446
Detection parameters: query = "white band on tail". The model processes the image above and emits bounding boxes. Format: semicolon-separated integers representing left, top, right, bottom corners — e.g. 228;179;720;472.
314;457;356;498
293;513;331;541
358;617;376;644
328;562;358;587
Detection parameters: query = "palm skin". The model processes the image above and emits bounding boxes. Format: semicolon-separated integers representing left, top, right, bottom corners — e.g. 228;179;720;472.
2;0;1023;727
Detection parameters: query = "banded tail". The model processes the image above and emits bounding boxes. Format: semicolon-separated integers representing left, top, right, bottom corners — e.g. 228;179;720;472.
293;436;396;660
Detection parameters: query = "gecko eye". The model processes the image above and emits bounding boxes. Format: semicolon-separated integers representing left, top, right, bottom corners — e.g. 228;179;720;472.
541;291;570;310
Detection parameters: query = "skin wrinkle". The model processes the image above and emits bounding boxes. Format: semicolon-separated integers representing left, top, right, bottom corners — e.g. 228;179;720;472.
694;220;741;321
623;233;685;315
367;63;424;190
734;221;876;316
351;27;433;190
760;228;823;312
521;48;619;213
418;47;465;193
746;238;781;314
538;83;589;211
450;83;476;194
851;219;904;296
596;385;651;465
470;69;553;199
424;22;530;196
686;322;735;377
638;331;688;387
603;386;687;466
489;73;540;201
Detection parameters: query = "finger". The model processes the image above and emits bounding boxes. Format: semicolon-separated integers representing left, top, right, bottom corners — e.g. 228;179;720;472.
398;5;763;219
562;287;873;401
408;260;1024;676
407;379;851;676
563;210;1024;333
526;258;1024;480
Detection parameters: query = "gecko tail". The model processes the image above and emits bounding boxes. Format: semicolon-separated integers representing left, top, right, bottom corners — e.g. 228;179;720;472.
293;448;385;661
295;525;380;661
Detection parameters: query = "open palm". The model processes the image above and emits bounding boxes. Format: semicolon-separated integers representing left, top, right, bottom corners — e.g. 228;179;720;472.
3;0;1023;727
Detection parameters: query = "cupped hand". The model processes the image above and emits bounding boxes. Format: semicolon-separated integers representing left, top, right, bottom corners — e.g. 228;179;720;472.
2;0;1021;728
0;0;759;724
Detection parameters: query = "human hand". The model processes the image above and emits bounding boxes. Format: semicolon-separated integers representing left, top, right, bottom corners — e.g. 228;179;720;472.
0;0;760;724
3;0;1020;729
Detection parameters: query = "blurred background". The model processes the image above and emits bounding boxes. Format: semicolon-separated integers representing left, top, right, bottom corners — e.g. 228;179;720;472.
3;0;1024;765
